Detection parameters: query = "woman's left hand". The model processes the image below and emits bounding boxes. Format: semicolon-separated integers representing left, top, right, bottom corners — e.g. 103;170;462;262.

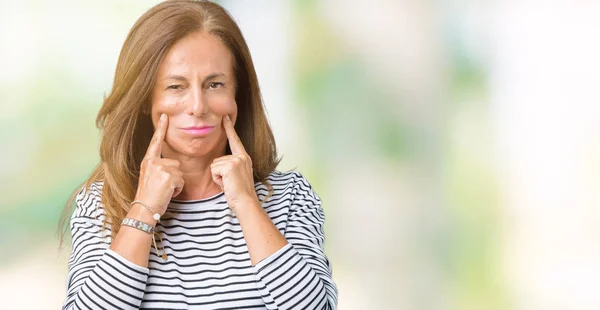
211;115;258;212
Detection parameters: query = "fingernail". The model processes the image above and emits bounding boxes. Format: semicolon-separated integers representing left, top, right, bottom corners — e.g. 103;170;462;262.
160;114;166;121
225;115;231;121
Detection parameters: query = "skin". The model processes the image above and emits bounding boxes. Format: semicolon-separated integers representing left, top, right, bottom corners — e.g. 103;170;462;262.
109;31;288;267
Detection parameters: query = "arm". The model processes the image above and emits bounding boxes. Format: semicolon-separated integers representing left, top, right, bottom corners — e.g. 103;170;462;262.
242;173;338;310
62;184;150;310
212;117;338;309
63;114;183;309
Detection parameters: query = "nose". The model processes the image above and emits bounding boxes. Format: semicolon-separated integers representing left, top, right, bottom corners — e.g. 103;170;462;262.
187;86;208;116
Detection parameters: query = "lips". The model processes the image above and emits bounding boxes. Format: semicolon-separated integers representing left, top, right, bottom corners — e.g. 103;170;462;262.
181;125;215;136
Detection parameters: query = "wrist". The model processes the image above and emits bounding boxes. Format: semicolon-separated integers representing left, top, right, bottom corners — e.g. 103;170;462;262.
231;196;262;217
131;197;163;220
127;203;158;227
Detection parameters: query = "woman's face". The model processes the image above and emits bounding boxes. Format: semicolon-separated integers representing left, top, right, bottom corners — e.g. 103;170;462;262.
150;31;237;159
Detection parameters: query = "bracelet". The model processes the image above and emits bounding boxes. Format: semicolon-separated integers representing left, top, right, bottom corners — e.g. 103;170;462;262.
131;200;161;221
121;218;168;261
120;217;168;261
121;217;154;234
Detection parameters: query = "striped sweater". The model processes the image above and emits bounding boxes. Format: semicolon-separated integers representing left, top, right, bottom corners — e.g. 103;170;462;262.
63;170;338;309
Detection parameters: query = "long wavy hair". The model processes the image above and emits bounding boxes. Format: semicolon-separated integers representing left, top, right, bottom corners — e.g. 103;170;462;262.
58;0;279;245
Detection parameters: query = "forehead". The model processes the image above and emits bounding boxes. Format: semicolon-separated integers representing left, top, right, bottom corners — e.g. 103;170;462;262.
157;31;233;77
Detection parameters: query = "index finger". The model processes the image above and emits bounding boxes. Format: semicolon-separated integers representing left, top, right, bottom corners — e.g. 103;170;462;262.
146;113;168;159
223;114;246;155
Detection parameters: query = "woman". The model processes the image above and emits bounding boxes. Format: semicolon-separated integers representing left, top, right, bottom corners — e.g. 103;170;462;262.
59;1;338;309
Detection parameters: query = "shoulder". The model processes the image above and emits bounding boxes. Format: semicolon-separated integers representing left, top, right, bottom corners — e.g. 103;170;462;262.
257;170;322;204
72;181;105;219
266;169;316;188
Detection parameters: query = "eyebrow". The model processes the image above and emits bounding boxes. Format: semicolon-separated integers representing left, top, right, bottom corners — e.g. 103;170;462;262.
163;73;227;83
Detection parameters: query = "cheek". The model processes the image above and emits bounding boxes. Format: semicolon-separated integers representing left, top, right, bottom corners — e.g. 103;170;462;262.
151;93;186;119
208;94;237;117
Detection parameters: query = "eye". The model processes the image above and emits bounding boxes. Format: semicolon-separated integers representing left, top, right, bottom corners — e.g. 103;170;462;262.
208;82;224;89
167;84;183;90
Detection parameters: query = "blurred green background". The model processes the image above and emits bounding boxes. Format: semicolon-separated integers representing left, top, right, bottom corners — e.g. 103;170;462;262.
1;1;600;309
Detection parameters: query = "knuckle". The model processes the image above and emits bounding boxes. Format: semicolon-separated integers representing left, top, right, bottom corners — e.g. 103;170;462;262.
159;171;170;181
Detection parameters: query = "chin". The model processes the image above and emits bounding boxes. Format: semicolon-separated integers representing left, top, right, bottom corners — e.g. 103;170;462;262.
171;138;222;158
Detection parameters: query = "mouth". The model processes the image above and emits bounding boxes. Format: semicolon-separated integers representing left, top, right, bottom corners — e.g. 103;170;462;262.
180;125;216;136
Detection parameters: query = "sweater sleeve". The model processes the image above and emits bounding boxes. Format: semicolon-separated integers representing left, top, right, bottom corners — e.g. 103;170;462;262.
62;183;150;310
253;172;338;309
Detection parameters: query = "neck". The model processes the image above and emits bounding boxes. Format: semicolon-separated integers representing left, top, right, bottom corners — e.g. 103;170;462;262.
164;147;226;201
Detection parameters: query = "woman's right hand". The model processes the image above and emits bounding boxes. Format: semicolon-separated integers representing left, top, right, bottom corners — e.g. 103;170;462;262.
134;113;184;217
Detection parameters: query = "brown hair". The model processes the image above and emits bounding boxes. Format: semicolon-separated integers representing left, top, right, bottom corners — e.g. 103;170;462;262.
58;0;279;244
